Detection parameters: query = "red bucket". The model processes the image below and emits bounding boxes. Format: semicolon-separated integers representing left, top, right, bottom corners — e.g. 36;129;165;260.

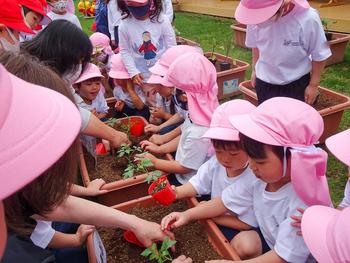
123;230;145;247
148;176;176;206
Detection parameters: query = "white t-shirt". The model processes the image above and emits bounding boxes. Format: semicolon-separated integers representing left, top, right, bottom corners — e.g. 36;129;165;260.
162;0;174;23
47;11;82;29
113;85;146;109
119;15;176;79
339;179;350;208
190;155;256;200
226;179;312;262
175;118;211;184
107;0;122;40
156;94;172;114
30;221;55;249
246;6;331;85
76;89;109;114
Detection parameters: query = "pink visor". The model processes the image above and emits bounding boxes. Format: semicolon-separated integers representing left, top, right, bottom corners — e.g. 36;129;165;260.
74;63;103;84
150;45;203;76
229;97;332;207
0;64;81;200
302;206;350;263
203;99;256;141
109;54;130;79
147;73;173;87
90;32;113;55
165;52;219;127
325;129;350;167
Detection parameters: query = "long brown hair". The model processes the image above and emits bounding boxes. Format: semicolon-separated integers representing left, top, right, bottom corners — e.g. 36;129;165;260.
0;50;78;235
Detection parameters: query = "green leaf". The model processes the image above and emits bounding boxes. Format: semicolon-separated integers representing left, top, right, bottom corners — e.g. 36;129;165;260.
141;248;152;257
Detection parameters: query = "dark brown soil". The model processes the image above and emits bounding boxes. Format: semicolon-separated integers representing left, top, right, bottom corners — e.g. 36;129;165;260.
97;200;222;263
248;87;341;111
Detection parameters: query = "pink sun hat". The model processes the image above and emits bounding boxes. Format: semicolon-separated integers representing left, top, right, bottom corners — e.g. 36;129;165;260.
325;129;350;167
235;0;310;25
229;97;332;207
165;52;219;127
301;206;350;263
109;54;130;79
74;63;103;84
147;74;174;87
203;99;256;141
0;64;81;201
150;45;203;76
90;32;113;55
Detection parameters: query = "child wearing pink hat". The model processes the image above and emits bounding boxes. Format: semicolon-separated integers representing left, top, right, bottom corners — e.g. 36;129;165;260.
235;0;331;105
137;52;219;186
117;0;176;107
74;63;109;120
162;97;332;262
168;100;258;241
109;53;150;120
90;32;114;71
298;128;350;263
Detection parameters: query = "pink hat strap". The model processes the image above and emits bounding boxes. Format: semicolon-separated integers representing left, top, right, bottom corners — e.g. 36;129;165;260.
290;146;332;207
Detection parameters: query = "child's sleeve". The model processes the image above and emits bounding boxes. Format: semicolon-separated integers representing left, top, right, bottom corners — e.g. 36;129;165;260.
95;91;109;114
221;178;258;228
30;221;55;249
303;10;331;61
135;86;147;104
245;25;258;48
119;23;141;78
188;157;214;196
162;0;174;23
161;18;177;49
72;15;82;29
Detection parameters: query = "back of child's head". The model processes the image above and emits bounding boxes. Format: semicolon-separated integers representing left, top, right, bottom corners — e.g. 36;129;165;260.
109;53;130;80
21;20;92;76
230;97;331;207
89;32;113;56
163;52;219;127
118;0;163;22
0;50;79;235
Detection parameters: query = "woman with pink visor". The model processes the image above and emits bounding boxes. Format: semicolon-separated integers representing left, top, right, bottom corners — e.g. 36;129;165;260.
235;0;331;105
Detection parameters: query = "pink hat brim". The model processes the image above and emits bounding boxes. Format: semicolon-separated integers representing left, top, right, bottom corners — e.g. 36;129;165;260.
235;0;283;25
202;127;239;141
229;114;281;146
75;72;103;84
147;74;164;84
301;205;337;263
160;75;174;87
0;67;81;200
325;129;350;167
149;63;167;77
109;70;130;80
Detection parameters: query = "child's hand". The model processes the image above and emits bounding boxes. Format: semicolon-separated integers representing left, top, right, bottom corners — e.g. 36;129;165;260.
161;212;190;231
132;73;144;87
140;140;163;154
150;107;165;119
115;100;125;112
290;207;305;236
144;124;160;134
149;134;166;145
172;255;192;263
75;225;95;246
86;178;108;196
134;152;157;166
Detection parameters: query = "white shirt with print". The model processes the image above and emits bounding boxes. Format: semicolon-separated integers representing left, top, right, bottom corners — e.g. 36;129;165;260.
47;12;82;29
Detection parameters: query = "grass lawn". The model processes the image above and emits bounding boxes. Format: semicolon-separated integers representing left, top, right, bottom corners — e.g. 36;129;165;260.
78;10;350;206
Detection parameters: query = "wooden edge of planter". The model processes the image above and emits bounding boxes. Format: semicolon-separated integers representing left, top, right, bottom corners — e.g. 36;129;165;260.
238;80;258;100
230;23;247;32
328;32;350;45
87;196;240;262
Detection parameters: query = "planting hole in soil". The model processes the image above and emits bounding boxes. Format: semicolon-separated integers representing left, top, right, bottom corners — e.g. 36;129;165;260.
97;200;222;263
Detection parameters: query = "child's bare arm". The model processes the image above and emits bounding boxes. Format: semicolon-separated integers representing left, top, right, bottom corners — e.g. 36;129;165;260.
175;183;198;200
158;113;183;130
149;126;182;145
70;179;107;197
212;215;251;231
126;80;145;110
47;225;95;248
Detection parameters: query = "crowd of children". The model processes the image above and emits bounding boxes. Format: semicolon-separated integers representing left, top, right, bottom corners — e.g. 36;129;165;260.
0;0;349;262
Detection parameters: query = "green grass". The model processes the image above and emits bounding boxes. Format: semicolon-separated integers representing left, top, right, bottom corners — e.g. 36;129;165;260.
78;11;350;206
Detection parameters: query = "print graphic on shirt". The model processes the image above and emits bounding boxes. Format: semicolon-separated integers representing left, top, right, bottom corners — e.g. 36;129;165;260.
283;39;303;47
138;31;157;65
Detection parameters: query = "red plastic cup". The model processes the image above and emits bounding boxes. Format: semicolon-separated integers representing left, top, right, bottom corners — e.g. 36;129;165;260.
123;230;145;247
96;143;107;155
148;176;176;206
130;123;144;137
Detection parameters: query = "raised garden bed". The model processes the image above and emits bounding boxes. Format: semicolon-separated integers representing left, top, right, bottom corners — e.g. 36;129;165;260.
176;36;200;47
326;32;350;66
239;80;350;143
79;116;173;206
86;196;240;263
230;23;248;49
204;52;249;100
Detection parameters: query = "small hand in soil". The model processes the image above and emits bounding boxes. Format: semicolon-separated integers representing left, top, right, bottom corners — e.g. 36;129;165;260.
140;140;163;154
172;255;193;263
135;152;157;166
161;212;190;231
86;178;108;196
144;123;161;134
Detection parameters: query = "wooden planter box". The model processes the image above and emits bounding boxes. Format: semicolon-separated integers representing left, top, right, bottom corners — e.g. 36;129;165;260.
86;196;240;263
230;23;248;49
79;116;173;206
205;52;250;100
326;32;350;66
239;80;350;144
176;36;200;47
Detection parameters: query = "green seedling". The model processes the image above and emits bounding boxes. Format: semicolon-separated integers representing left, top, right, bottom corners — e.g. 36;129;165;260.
141;237;177;263
104;117;119;128
117;144;144;179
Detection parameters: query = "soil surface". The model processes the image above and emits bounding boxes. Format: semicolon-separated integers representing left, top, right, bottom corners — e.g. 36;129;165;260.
97;200;222;263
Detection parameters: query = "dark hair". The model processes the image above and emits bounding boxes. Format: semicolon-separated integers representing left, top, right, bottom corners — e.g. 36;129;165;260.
22;6;32;15
117;0;163;22
211;139;241;151
21;20;92;76
0;50;78;235
239;133;289;162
